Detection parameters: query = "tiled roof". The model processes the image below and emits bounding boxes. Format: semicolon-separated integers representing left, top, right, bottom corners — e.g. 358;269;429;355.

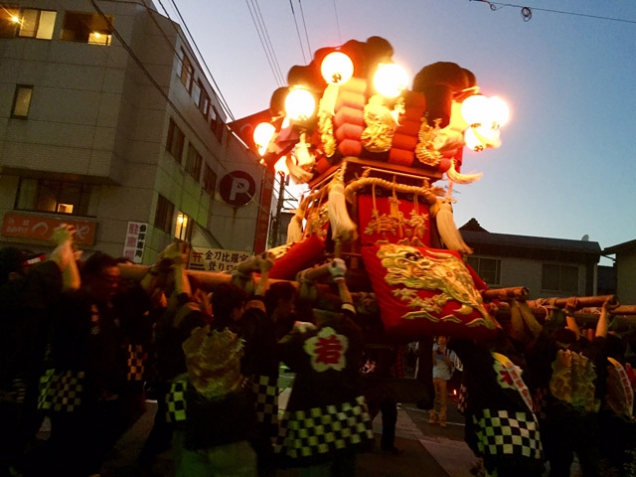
460;229;601;255
603;239;636;254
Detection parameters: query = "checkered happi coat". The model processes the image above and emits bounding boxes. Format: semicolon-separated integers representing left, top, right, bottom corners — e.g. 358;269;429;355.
472;408;543;461
126;343;148;382
37;369;85;412
252;374;279;428
275;395;374;464
166;378;188;423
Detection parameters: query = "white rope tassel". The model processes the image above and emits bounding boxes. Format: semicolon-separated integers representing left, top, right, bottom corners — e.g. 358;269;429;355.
446;159;483;185
328;176;358;242
435;199;472;254
286;213;304;244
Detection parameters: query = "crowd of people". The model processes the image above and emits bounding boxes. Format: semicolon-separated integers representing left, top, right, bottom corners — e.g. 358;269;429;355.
0;229;374;477
1;227;636;477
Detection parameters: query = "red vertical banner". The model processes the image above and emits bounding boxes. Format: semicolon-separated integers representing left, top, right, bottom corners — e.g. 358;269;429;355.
253;169;275;253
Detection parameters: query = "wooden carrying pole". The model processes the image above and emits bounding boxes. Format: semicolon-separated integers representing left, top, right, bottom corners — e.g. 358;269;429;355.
526;295;617;309
482;287;529;301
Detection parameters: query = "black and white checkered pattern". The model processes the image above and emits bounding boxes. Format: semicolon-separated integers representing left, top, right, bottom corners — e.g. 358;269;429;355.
165;379;187;422
126;344;147;381
457;384;468;415
275;395;374;460
472;409;542;460
0;378;26;404
37;369;85;412
252;374;279;426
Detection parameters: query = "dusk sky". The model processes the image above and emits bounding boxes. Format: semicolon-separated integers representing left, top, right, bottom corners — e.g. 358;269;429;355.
162;1;636;264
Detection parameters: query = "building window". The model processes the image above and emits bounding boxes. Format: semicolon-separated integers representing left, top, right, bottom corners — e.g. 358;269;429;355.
200;89;210;118
154;194;175;234
467;256;501;286
175;211;193;241
185;144;202;181
210;106;224;142
542;264;579;294
15;178;94;216
177;48;193;93
192;80;202;108
16;9;56;39
11;85;33;118
203;164;217;196
61;12;113;45
166;118;185;163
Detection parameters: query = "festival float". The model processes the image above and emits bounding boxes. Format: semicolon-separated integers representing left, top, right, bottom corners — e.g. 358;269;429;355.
121;36;634;345
228;36;511;344
116;36;636;405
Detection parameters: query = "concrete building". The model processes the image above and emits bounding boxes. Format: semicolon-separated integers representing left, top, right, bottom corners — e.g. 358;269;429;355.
460;219;602;299
0;0;265;263
603;240;636;304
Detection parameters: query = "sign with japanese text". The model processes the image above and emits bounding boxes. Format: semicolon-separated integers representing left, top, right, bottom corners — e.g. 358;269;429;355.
122;222;148;264
1;213;97;245
188;246;251;273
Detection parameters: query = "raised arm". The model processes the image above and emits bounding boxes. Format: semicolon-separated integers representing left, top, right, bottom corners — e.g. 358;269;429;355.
329;258;353;306
254;252;275;297
564;297;582;339
49;224;81;291
596;296;619;339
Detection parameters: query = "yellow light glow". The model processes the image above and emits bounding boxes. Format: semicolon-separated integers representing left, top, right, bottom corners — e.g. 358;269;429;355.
253;122;275;156
274;156;289;175
321;52;354;85
461;94;489;126
373;63;408;98
10;15;20;23
487;96;510;128
464;127;485;153
284;88;316;122
93;32;101;38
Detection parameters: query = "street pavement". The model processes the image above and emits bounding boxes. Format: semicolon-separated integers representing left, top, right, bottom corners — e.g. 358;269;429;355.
95;395;477;477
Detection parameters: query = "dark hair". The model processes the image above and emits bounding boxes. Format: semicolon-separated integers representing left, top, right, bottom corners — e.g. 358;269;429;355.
212;282;246;318
265;282;296;315
81;252;119;280
0;247;26;286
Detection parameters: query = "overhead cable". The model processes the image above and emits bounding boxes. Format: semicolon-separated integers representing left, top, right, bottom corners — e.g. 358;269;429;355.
289;0;308;64
246;0;286;86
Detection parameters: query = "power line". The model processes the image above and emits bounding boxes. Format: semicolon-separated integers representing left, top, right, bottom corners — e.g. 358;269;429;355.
254;0;286;84
84;0;281;238
298;0;312;60
289;0;308;64
245;0;286;86
474;1;636;24
332;0;342;45
165;0;235;120
88;0;232;172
